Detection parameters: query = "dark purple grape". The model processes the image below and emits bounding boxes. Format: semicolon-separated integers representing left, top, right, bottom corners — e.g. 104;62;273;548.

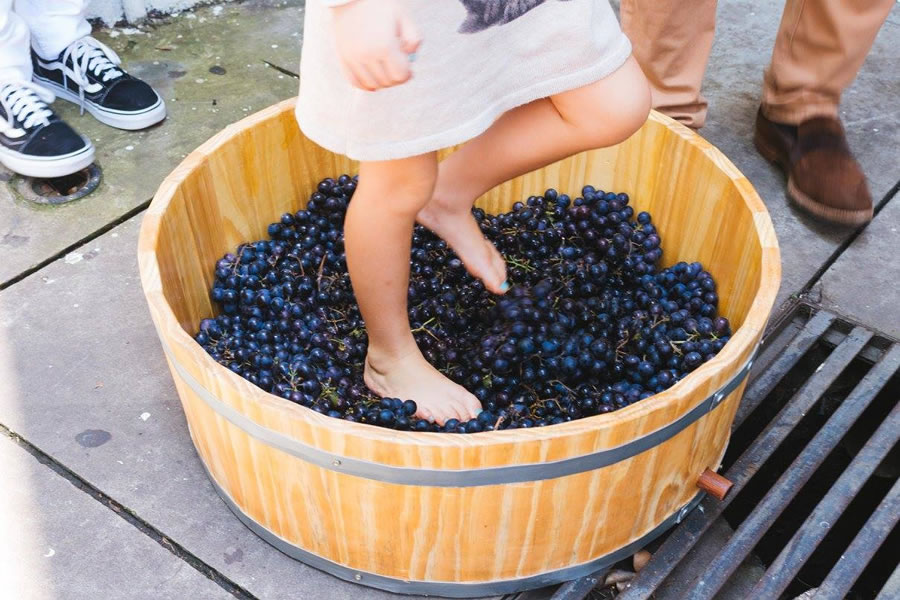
196;179;729;433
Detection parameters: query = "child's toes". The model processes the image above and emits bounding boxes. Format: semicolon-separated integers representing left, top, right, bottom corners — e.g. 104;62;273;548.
489;244;508;293
452;389;482;421
467;403;483;422
464;250;501;293
446;405;467;424
475;241;507;295
479;263;507;294
416;405;436;424
432;405;457;427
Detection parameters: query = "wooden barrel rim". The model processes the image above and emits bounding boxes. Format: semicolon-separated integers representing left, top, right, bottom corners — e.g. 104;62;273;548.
161;339;756;485
201;454;705;597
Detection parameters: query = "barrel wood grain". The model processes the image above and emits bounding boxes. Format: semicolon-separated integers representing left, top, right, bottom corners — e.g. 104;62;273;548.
138;99;780;586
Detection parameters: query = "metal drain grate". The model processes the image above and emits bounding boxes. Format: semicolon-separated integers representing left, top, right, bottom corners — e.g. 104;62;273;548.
526;303;900;600
14;164;102;205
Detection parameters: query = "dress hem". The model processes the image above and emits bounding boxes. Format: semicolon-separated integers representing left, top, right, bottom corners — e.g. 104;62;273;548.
295;35;632;162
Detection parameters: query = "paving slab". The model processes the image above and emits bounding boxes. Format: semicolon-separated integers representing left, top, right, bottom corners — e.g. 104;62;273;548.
0;215;498;600
0;433;234;600
695;0;900;312
813;196;900;340
0;0;303;285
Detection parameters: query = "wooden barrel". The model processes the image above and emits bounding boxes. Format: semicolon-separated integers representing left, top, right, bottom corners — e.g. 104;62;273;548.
138;99;780;597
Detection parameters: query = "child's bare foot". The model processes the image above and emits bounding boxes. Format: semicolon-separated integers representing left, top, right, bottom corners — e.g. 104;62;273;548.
364;349;482;425
417;200;508;295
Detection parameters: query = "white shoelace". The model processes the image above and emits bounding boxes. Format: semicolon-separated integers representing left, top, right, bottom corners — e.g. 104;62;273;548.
0;81;54;131
61;36;124;115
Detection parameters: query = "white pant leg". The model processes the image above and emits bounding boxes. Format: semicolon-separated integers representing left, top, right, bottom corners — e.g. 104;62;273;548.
15;0;90;60
0;0;32;83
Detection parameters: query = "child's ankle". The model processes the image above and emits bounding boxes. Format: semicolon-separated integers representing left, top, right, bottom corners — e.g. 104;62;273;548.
365;343;421;372
429;183;475;213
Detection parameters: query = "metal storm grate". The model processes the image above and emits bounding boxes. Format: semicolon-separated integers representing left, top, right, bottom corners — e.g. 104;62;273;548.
14;164;102;205
514;304;900;600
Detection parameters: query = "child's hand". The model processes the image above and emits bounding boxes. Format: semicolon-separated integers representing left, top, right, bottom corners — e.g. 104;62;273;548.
330;0;421;92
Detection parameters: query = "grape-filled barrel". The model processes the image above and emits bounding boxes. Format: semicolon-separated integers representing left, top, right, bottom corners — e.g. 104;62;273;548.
138;100;780;597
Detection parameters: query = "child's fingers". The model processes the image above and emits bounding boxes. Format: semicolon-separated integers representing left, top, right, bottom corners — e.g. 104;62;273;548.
340;57;373;91
369;59;400;88
396;12;422;54
338;58;365;91
352;62;380;91
382;51;412;85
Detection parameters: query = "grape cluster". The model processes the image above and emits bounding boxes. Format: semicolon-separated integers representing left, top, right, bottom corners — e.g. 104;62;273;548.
195;176;731;433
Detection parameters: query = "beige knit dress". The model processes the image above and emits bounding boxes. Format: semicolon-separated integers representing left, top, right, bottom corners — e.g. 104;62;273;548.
296;0;632;161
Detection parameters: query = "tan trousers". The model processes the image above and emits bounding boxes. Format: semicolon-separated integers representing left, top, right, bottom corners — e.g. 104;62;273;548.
621;0;896;128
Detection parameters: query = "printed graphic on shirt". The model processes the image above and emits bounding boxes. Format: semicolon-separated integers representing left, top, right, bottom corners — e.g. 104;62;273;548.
458;0;574;33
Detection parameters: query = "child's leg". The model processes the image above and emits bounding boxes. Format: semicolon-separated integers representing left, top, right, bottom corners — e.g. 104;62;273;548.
418;56;651;286
346;153;482;425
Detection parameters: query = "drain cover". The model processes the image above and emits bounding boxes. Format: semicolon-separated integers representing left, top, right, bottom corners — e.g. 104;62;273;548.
542;303;900;600
16;164;101;205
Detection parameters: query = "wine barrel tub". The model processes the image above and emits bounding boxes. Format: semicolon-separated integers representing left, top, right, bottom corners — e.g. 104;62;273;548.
138;100;780;597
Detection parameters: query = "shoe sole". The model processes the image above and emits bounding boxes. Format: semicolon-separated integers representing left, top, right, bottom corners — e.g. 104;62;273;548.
0;139;95;178
753;130;873;227
786;180;874;226
35;75;167;131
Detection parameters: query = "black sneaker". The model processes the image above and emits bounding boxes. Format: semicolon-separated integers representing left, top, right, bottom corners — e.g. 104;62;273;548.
32;36;166;131
0;81;94;178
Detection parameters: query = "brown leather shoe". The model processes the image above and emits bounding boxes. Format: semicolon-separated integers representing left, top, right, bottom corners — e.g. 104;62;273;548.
753;110;873;226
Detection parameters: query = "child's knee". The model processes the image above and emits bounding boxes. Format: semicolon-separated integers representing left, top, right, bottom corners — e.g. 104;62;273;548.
612;75;652;141
389;167;438;214
358;154;438;214
557;56;652;148
588;60;650;144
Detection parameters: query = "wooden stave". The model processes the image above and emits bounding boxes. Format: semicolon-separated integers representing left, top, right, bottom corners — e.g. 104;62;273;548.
202;457;707;597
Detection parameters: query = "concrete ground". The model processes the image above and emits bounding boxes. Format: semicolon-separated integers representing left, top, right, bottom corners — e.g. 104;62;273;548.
0;1;897;599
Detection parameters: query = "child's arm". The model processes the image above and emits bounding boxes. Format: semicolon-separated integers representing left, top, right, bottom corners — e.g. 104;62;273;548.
326;0;421;92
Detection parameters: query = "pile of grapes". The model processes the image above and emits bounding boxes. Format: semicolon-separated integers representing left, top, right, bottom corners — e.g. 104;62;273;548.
195;175;732;433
